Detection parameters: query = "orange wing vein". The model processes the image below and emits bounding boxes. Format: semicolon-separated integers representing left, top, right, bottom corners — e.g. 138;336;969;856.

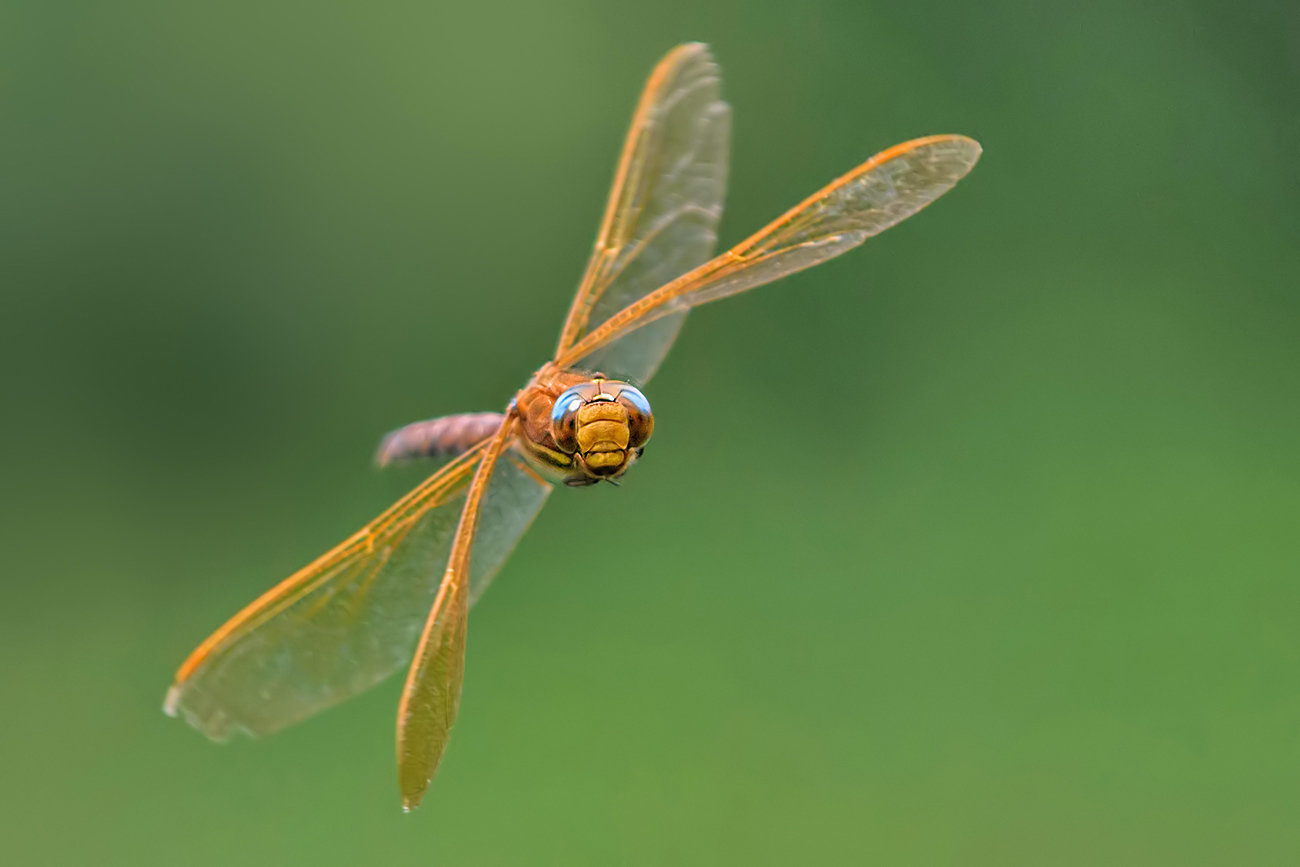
394;412;516;810
163;413;554;742
555;134;982;372
553;42;730;384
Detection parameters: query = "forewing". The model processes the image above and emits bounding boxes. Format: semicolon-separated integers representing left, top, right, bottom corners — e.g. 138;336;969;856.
469;449;553;605
557;135;982;370
395;415;516;810
165;430;551;741
555;42;730;384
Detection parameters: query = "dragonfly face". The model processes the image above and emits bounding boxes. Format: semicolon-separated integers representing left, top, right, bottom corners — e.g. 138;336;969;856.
164;42;981;812
551;377;653;484
511;371;653;486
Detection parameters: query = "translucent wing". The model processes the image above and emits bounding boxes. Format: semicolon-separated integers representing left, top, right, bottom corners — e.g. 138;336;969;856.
554;42;730;384
395;414;515;810
164;430;551;741
556;135;982;371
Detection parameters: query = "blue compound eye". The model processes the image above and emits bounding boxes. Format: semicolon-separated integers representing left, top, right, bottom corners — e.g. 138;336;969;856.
615;384;654;449
550;386;586;454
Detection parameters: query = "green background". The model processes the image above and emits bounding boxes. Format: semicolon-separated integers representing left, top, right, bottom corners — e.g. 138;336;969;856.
3;1;1297;864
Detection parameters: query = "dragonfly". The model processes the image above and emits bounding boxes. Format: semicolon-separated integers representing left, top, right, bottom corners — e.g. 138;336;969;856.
164;43;981;810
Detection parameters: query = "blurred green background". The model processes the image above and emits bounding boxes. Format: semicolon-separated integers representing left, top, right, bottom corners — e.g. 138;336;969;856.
3;0;1297;864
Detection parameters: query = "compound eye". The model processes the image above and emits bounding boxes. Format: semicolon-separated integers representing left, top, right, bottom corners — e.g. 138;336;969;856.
550;387;585;454
616;384;654;449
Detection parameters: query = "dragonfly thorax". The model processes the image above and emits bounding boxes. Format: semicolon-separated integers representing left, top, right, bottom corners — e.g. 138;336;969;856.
514;374;653;487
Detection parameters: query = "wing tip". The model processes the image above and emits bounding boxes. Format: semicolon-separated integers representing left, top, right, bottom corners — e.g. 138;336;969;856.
911;132;982;158
948;133;983;164
950;133;982;155
663;42;719;79
873;133;983;181
162;683;182;718
163;682;243;743
674;41;711;56
396;741;437;813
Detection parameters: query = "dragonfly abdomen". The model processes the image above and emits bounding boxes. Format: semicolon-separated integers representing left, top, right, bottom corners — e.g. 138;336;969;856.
374;412;505;465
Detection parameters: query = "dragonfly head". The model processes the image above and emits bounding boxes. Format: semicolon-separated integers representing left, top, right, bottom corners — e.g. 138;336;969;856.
550;378;653;484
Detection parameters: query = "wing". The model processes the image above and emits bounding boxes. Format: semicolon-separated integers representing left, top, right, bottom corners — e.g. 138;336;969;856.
395;413;516;810
555;135;982;371
554;42;730;384
164;427;551;741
